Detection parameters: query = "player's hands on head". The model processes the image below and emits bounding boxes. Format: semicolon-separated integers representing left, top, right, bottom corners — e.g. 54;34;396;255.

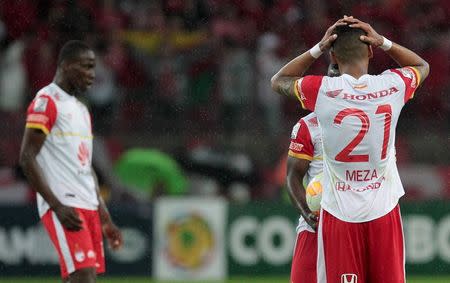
304;211;319;230
103;222;124;251
319;18;347;52
53;204;83;231
343;16;384;48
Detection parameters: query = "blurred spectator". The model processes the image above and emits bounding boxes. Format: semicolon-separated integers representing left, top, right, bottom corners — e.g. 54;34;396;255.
87;42;118;135
23;39;56;95
219;37;253;136
153;36;186;132
0;38;27;112
256;33;284;138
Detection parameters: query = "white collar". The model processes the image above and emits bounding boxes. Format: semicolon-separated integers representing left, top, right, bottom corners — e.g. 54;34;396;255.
341;73;370;81
50;82;73;101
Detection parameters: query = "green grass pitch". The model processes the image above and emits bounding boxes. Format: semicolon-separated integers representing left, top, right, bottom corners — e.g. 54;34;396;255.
1;277;449;283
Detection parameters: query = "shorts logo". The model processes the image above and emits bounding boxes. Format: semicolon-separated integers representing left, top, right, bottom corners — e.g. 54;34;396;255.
341;273;357;283
75;250;85;263
33;97;48;112
87;250;96;259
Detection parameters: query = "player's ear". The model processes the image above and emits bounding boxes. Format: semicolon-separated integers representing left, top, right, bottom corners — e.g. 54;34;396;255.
60;60;70;73
329;51;337;64
368;45;373;59
330;50;338;64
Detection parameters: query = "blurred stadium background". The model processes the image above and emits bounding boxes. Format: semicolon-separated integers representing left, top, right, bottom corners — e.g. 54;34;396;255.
0;0;448;282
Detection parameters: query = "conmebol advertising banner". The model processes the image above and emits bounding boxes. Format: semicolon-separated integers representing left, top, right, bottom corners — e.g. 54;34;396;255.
153;197;227;281
226;201;450;275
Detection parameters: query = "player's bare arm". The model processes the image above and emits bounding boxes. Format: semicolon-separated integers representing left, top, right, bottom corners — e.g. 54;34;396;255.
286;157;318;230
345;17;429;84
271;19;345;97
20;128;83;231
92;168;123;250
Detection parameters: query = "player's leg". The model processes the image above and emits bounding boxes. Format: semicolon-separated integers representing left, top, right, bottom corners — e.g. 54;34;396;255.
41;208;99;281
69;208;108;283
68;267;96;283
366;205;405;283
290;230;317;283
317;209;366;283
88;209;106;275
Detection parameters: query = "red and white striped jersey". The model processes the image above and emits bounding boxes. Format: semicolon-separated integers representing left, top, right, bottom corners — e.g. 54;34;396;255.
288;112;323;233
295;67;421;222
26;83;98;217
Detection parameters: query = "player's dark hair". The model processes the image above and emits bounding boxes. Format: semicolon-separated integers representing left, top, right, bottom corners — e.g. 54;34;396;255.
57;40;92;65
332;25;368;64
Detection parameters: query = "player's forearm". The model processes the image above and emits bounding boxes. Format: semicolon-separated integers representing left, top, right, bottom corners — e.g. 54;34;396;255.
20;157;62;209
385;42;430;80
98;197;112;225
271;51;316;96
286;174;312;218
92;168;112;224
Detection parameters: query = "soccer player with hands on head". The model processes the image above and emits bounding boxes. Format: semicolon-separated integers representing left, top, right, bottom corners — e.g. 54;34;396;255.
20;41;123;283
272;16;429;283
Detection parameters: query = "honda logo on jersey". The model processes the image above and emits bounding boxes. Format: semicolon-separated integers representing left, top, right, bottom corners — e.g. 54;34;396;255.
77;142;90;166
341;274;357;283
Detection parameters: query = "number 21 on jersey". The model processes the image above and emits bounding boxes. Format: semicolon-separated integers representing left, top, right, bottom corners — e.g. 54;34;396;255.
333;104;392;162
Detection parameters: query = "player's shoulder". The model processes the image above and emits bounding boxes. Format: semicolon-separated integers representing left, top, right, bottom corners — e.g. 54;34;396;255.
300;112;319;129
375;68;410;82
34;83;62;103
363;69;415;92
291;113;318;139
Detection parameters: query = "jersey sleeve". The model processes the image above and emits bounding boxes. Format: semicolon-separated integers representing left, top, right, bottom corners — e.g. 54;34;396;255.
389;67;421;103
288;119;314;161
294;75;324;111
25;95;57;135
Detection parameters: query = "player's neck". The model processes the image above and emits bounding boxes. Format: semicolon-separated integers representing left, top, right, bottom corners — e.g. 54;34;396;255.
53;72;77;96
338;62;368;79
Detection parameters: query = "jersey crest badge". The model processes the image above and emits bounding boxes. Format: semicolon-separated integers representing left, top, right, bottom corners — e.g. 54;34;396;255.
33;97;48;112
401;67;417;88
